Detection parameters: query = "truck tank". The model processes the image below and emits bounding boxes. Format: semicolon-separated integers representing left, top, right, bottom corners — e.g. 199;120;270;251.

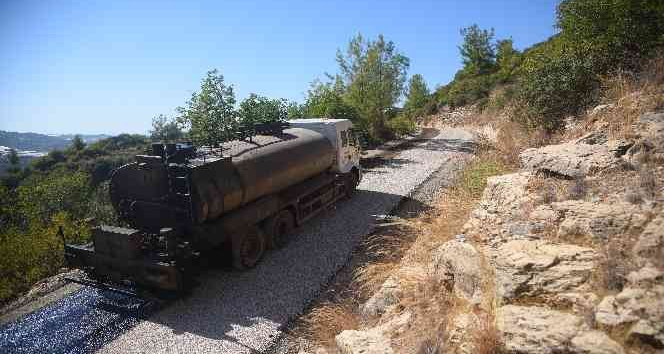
109;127;335;231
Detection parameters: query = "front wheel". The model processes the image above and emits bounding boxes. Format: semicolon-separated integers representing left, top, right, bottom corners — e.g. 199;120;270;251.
232;226;266;270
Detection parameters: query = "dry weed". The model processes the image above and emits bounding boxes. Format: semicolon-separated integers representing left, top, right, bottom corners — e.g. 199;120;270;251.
297;300;360;348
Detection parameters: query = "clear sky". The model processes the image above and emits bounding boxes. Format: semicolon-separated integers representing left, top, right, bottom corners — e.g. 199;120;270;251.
1;0;559;135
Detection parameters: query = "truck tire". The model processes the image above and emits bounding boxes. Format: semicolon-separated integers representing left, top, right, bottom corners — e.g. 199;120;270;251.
263;210;295;249
232;226;266;270
345;168;360;197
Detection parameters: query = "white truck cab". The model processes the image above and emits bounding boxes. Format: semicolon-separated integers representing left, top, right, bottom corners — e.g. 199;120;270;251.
288;118;361;175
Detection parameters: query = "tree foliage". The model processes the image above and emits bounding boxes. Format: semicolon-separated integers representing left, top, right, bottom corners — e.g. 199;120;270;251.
403;74;430;117
177;69;238;146
238;94;289;125
459;25;496;75
150;114;184;142
336;34;410;141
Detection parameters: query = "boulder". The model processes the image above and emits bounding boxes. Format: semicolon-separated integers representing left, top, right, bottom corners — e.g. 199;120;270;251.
519;139;627;178
335;329;393;354
432;239;483;303
497;305;624;354
491;240;596;300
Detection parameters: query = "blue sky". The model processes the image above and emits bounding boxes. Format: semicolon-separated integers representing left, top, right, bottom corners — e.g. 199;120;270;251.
1;0;559;135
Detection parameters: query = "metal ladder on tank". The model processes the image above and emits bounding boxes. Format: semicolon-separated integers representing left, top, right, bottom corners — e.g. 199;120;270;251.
167;164;194;224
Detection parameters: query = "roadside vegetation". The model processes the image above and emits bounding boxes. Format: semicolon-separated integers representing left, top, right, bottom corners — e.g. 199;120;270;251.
1;0;663;311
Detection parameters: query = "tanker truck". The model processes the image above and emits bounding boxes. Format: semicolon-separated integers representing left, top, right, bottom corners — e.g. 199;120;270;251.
63;119;361;296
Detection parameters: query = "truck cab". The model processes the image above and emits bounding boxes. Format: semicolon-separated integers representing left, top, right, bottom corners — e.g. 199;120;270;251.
288;118;361;174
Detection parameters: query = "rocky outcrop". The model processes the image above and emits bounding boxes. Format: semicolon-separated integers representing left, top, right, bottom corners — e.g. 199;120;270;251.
491;239;597;300
432;239;483;303
335;312;412;354
519;135;629;178
497;305;624;354
632;214;664;266
540;199;651;241
464;172;535;242
595;266;664;346
335;330;393;354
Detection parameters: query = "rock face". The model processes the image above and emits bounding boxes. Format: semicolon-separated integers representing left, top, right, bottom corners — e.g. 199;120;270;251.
491;240;597;300
464;172;534;241
545;200;651;241
519;136;628;178
632;214;664;266
432;239;483;303
595;266;664;346
335;330;393;354
497;305;623;354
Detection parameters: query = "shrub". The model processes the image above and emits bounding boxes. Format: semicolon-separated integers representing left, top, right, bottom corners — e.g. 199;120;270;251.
387;115;417;137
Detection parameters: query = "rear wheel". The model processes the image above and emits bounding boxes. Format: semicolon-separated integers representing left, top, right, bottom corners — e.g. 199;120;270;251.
232;226;266;270
263;210;295;249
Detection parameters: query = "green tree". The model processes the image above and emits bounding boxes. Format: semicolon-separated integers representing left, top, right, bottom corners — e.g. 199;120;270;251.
238;94;288;125
150;114;184;142
336;34;410;141
17;171;91;223
71;135;85;151
495;39;521;83
286;102;306;119
303;78;359;122
403;74;430;117
459;25;496;75
177;69;238;146
557;0;664;71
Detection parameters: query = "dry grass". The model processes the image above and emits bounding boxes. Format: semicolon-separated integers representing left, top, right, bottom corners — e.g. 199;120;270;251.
297;300;361;348
565;55;664;140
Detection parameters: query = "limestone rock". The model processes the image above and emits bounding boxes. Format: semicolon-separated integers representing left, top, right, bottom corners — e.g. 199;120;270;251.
361;277;401;318
491;240;596;300
497;305;624;354
595;284;664;345
570;330;625;354
632;214;664;265
497;305;585;353
446;312;480;354
555;292;599;314
335;329;393;354
520;139;626;178
432;240;483;303
550;200;650;241
464;172;533;240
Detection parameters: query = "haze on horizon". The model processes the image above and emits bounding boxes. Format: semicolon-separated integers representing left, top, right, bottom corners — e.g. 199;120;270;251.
0;0;558;136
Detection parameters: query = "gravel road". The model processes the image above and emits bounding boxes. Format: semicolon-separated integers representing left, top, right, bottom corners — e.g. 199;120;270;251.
0;127;474;354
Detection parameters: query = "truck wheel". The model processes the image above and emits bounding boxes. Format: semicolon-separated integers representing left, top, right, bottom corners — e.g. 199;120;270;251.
263;210;295;249
232;226;266;270
345;169;360;197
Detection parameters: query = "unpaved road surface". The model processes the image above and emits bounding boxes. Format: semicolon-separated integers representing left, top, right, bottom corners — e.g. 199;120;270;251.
0;128;474;354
